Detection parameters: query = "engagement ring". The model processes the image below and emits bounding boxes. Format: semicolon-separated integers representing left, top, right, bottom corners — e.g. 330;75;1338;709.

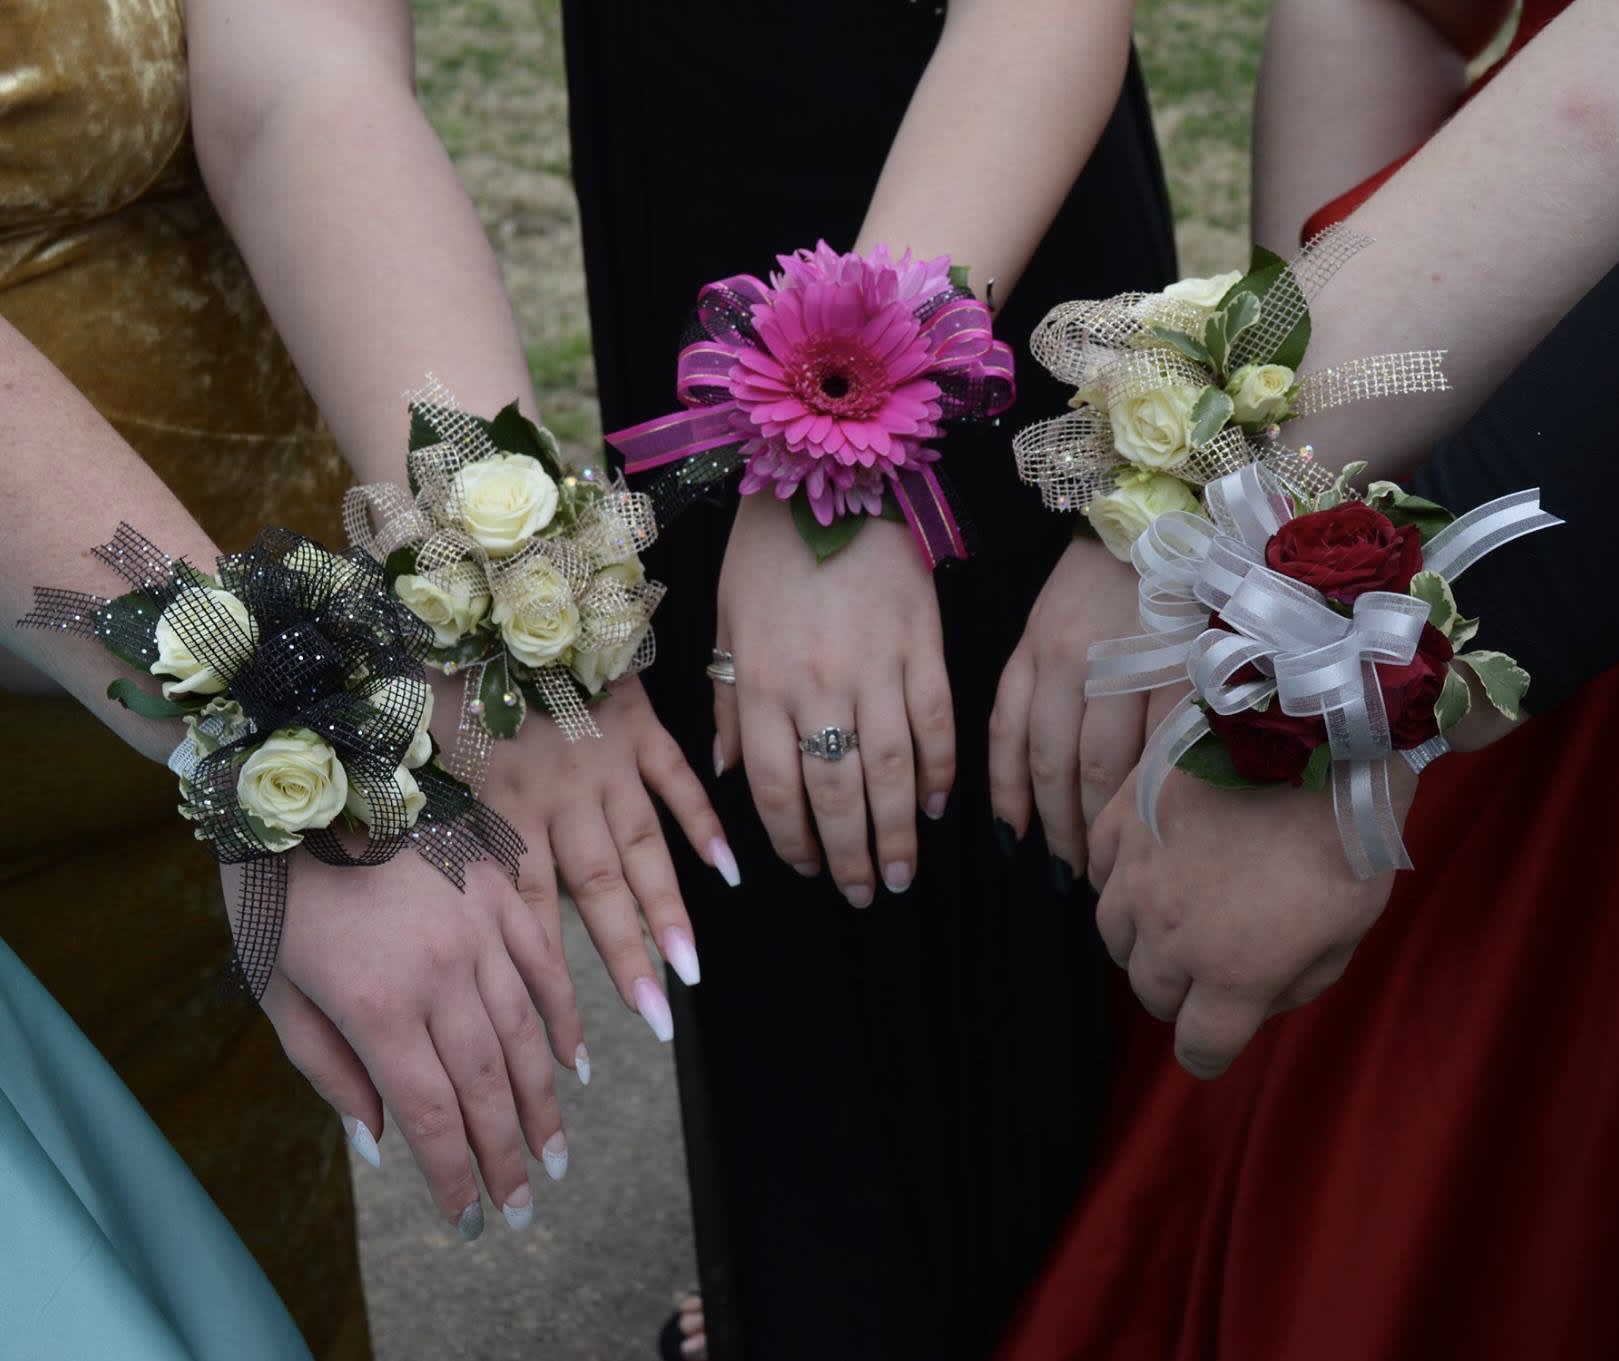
706;648;736;686
799;726;859;762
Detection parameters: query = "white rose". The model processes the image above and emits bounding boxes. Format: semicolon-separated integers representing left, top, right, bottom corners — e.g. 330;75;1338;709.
571;627;647;696
1226;363;1296;425
343;763;427;831
1161;270;1243;311
367;677;434;769
1086;471;1203;562
492;562;580;667
453;454;559;557
236;728;348;841
394;573;490;649
285;542;363;593
150;588;253;698
594;557;646;589
1109;382;1203;471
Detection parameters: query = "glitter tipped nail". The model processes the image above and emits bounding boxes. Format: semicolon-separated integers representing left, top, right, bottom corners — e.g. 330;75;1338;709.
543;1130;569;1182
501;1185;533;1233
661;926;702;987
456;1200;485;1243
342;1115;381;1170
708;837;742;888
634;976;675;1042
574;1043;592;1087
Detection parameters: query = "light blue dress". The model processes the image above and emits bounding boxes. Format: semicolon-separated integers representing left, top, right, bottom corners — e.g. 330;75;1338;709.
0;939;312;1360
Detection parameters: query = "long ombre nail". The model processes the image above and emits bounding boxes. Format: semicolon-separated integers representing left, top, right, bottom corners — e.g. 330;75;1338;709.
708;837;741;888
661;926;702;987
634;976;675;1042
342;1114;381;1169
574;1043;592;1087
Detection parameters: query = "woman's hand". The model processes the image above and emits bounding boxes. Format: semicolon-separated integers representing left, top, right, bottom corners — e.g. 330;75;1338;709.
229;849;583;1242
477;675;737;1044
988;537;1147;890
712;494;954;907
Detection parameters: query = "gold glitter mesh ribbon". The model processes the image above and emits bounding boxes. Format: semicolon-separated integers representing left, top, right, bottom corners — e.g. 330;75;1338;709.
1015;226;1446;515
343;377;665;793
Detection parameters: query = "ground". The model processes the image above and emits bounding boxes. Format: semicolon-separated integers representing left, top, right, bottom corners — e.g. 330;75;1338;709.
355;4;1269;1358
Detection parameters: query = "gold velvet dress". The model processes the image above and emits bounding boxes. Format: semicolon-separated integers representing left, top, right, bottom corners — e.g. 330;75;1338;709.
1;4;368;1355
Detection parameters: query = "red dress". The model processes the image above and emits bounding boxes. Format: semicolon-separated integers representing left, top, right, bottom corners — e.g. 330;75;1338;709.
1001;5;1619;1358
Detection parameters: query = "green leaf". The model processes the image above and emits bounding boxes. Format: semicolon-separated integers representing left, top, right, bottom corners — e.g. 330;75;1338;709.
94;590;162;670
1226;253;1312;371
1175;732;1277;791
1434;665;1473;733
1386;498;1454;542
879;488;908;525
106;677;193;720
1299;742;1332;794
1189;387;1236;447
479;660;527;739
1220;290;1262;347
1247;243;1287;277
383;544;419;581
408;404;443;453
240;809;303;854
425;632;498;671
1146;325;1212;369
1449;614;1481;650
1408;570;1458;634
790;492;867;564
477;402;565;479
1452;650;1531;720
1201;309;1231;377
947;263;971;292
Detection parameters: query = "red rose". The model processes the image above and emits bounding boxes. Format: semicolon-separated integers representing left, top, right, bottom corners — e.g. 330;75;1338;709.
1266;502;1424;603
1206;704;1328;784
1377;622;1454;749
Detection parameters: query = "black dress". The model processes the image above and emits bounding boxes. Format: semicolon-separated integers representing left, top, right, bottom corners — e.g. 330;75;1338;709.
562;6;1176;1357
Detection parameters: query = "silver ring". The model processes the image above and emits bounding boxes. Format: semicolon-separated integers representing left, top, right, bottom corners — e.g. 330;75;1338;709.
799;726;859;762
706;647;736;686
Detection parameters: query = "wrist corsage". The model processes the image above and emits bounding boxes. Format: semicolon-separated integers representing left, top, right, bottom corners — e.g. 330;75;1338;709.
1085;461;1561;877
604;242;1015;566
19;524;522;1000
345;379;664;789
1013;225;1449;557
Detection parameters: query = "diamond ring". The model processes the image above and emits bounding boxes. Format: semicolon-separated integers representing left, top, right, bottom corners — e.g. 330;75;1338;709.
706;647;736;686
799;726;859;762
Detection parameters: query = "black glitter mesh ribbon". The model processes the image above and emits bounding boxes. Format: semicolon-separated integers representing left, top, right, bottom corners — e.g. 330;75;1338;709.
19;524;525;1001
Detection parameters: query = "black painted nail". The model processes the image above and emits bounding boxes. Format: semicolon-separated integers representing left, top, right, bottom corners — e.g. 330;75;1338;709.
993;818;1018;858
1051;856;1075;897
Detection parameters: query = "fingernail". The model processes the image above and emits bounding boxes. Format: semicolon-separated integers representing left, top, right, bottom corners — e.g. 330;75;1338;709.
457;1200;485;1243
712;735;725;778
792;862;820;878
634;976;675;1042
924;792;948;821
708;836;741;888
681;1338;706;1358
994;818;1018;858
843;883;874;910
574;1043;592;1087
542;1130;569;1182
661;926;702;987
1051;855;1075;897
882;862;913;894
501;1184;533;1232
342;1114;381;1169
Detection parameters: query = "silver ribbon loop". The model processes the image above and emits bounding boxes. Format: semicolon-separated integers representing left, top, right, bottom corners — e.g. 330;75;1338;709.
1420;488;1562;581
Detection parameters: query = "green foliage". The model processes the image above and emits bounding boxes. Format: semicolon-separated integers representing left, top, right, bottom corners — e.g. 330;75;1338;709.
790;492;867;564
1176;731;1275;790
479;660;527;738
1189;387;1236;446
94;591;161;670
1147;325;1213;369
1299;742;1332;794
1452;650;1531;720
106;678;194;720
1434;666;1473;733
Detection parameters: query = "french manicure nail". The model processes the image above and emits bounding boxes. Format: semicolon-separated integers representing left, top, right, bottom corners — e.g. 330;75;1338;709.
661;926;702;987
342;1114;381;1169
994;818;1018;858
883;862;913;894
634;976;675;1042
501;1184;534;1233
712;735;725;778
543;1130;569;1183
924;792;948;821
708;836;742;888
457;1200;485;1243
574;1043;592;1087
1051;855;1075;897
843;883;874;910
792;862;820;878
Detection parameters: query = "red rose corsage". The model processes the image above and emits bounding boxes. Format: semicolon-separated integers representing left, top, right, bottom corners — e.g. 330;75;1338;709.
1084;461;1560;877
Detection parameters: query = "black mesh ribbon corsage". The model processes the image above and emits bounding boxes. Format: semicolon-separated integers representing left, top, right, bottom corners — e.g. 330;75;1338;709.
18;524;523;1001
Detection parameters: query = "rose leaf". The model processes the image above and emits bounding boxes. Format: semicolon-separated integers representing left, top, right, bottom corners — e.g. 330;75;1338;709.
1175;732;1276;791
383;544;420;582
1452;650;1531;720
1299;742;1332;794
479;661;527;739
106;677;195;720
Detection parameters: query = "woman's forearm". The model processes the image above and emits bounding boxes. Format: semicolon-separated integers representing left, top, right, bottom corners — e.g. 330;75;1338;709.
186;0;548;486
1278;0;1619;477
855;0;1135;304
0;320;221;762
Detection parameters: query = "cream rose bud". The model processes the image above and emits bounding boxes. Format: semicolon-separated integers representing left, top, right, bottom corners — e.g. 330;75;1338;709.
394;573;489;649
150;588;253;698
1086;471;1202;562
236;728;348;838
343;764;427;830
492;563;580;667
1226;363;1296;425
571;628;647;696
453;453;560;556
367;677;434;768
1109;382;1203;471
1161;269;1243;311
